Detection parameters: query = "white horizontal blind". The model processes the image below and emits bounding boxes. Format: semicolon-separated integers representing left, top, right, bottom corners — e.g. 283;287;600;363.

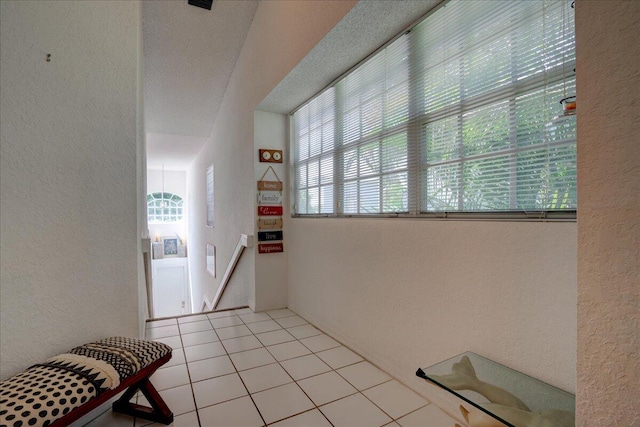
338;36;411;214
293;88;336;214
291;0;576;217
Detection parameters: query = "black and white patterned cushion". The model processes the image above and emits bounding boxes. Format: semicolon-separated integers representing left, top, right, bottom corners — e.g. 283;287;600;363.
85;337;171;371
0;337;171;427
0;365;97;427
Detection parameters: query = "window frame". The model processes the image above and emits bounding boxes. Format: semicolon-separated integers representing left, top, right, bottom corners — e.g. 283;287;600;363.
290;0;576;221
147;192;185;224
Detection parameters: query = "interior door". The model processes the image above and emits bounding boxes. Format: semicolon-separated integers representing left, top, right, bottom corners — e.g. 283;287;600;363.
152;258;189;318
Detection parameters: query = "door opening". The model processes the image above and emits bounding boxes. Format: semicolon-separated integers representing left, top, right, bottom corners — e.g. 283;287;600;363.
146;167;192;318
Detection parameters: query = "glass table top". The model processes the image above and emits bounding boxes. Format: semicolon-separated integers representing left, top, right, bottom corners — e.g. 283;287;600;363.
416;352;575;427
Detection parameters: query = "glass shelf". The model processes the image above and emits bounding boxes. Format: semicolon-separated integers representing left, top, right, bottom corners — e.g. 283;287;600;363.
416;352;575;427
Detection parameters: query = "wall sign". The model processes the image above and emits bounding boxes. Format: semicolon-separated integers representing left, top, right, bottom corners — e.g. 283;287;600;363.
257;165;283;254
258;231;283;242
258;218;283;230
257;180;283;191
259;149;283;163
258;205;283;216
258;191;284;205
258;243;284;254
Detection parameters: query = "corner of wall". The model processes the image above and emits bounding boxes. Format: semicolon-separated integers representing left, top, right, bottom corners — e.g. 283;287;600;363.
253;110;288;312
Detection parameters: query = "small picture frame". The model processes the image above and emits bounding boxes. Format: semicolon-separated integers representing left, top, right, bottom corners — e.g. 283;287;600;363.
206;164;214;227
152;242;163;259
162;237;179;257
206;244;216;277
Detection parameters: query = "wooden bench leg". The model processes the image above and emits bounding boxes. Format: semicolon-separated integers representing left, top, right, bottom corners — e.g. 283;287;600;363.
112;377;174;425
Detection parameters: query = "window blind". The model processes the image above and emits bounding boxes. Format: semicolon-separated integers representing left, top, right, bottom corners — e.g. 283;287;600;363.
292;0;576;218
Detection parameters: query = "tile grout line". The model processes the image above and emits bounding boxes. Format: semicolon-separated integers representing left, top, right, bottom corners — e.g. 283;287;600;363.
240;309;309;426
222;312;269;427
257;310;416;425
278;312;422;424
146;309;430;427
180;318;204;427
258;313;335;427
225;308;316;425
252;309;402;425
162;312;366;424
188;309;304;425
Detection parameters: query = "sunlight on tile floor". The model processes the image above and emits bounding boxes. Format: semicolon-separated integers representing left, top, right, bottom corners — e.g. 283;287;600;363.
83;308;458;427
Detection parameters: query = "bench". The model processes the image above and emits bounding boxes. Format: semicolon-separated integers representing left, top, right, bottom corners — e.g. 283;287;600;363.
0;337;174;427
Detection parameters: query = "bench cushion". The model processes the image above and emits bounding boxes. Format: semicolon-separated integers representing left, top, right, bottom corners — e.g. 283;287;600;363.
0;337;171;427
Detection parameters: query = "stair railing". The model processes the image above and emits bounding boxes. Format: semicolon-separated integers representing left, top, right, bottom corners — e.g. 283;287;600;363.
201;234;254;312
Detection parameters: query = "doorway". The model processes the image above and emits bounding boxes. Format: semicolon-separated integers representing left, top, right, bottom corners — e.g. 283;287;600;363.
147;168;192;318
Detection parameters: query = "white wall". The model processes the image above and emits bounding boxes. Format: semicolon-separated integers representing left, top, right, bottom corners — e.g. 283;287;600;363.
576;1;640;425
187;0;357;313
147;169;188;242
136;0;150;337
288;220;577;393
0;1;140;379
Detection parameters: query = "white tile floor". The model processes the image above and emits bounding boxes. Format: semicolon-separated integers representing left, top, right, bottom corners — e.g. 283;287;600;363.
83;308;458;427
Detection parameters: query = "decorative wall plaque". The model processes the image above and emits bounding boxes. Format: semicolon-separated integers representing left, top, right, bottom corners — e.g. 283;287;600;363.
259;149;283;163
258;205;283;216
257;165;284;254
258;191;284;205
257;180;283;191
258;231;283;242
258;243;284;253
257;218;283;230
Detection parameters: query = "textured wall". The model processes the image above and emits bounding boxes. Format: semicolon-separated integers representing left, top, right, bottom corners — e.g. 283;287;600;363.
0;1;140;379
187;0;357;312
136;0;149;337
576;1;640;425
288;220;577;394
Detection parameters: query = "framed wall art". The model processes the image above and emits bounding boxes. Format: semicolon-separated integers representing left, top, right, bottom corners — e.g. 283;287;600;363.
162;237;179;257
206;244;216;277
206;163;214;227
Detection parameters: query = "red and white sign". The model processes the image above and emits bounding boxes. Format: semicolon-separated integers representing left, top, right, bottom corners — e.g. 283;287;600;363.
258;206;283;216
258;243;284;254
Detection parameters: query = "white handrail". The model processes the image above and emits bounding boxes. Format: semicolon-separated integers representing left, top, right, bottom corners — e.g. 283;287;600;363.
201;234;254;312
141;237;154;319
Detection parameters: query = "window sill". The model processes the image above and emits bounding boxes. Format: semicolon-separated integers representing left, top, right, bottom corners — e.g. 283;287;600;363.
291;210;576;222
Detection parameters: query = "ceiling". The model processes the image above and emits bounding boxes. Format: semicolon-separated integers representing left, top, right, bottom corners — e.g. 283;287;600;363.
143;0;258;171
259;0;440;114
144;0;439;171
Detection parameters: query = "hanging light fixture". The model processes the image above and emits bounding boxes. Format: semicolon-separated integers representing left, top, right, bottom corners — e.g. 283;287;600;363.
161;164;167;209
545;0;577;150
559;0;576;116
560;94;576;116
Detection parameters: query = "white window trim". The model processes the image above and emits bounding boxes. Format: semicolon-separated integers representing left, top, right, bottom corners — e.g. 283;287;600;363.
291;0;576;221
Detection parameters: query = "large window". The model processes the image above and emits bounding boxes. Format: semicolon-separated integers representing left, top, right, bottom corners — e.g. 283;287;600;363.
147;192;184;223
292;0;576;218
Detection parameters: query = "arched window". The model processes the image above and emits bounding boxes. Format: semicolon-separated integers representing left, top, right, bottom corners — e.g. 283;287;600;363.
147;192;184;223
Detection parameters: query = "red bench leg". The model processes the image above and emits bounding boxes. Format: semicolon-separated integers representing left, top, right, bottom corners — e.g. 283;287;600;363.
112;377;173;425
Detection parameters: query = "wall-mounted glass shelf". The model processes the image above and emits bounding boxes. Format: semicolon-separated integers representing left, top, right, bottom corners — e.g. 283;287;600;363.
416;352;575;427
